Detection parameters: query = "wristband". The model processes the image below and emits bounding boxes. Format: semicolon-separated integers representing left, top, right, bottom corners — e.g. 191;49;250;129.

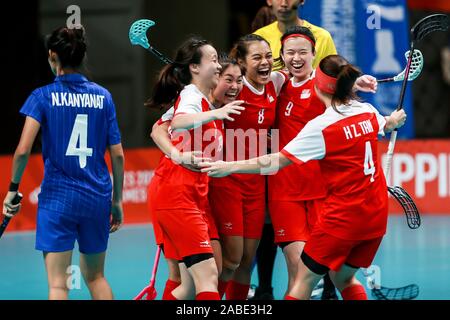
9;182;19;192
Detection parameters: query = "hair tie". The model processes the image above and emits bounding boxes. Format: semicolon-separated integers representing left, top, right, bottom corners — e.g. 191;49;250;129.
315;65;337;94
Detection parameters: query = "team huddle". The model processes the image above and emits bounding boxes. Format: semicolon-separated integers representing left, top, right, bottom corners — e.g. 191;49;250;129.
2;0;407;300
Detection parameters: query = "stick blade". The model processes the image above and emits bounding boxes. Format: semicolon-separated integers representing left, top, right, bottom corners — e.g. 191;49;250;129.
388;186;421;229
372;284;419;300
411;14;450;42
129;19;156;49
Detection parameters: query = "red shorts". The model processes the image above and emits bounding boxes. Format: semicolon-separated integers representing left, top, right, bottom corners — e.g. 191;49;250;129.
156;209;214;260
147;174;163;246
208;177;265;239
269;199;322;244
303;226;383;273
204;201;219;240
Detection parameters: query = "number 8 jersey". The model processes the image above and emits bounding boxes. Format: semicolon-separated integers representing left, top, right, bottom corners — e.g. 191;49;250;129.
281;100;389;241
20;74;121;217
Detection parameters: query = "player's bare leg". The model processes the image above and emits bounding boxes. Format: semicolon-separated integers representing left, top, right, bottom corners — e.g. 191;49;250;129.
167;258;181;283
211;239;223;276
188;258;219;294
80;252;113;300
287;255;322;300
220;235;243;281
172;262;196;300
44;251;73;300
228;238;260;299
329;264;367;300
282;241;306;294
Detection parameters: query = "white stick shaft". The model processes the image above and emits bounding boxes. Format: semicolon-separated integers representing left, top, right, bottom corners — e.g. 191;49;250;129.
384;130;398;182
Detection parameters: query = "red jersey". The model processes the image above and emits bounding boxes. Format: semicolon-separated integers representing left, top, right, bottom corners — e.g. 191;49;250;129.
222;72;287;194
269;73;327;201
153;107;175;178
281;101;389;240
155;85;223;211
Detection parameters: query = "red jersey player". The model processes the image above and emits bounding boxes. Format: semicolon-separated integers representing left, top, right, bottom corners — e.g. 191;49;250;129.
208;34;288;300
147;55;244;299
200;54;407;300
270;26;379;297
145;37;244;300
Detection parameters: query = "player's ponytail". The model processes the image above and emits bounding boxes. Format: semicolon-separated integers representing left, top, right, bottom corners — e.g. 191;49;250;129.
45;25;87;68
317;55;361;113
145;36;210;110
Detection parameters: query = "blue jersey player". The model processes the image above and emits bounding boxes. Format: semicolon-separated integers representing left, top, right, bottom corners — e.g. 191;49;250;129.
2;25;124;300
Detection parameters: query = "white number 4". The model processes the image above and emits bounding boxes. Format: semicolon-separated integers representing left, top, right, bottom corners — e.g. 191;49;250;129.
66;114;93;169
364;141;375;182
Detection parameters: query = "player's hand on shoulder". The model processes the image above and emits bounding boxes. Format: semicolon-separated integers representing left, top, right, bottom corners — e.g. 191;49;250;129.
110;201;123;233
2;191;21;218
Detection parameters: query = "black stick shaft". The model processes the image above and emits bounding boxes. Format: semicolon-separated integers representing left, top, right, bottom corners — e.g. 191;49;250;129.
147;47;172;65
396;42;415;112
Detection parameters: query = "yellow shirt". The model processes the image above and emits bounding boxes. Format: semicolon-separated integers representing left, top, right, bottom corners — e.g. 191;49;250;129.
254;20;337;71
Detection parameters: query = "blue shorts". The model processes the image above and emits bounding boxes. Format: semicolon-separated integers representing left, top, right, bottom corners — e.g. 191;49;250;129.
36;208;110;254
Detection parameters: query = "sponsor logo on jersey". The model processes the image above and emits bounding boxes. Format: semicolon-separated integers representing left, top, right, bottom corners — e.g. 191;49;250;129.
224;222;233;230
301;89;311;99
277;229;285;237
200;240;210;248
268;95;275;103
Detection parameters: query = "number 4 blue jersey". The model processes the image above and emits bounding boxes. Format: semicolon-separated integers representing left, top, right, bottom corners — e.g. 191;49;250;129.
20;74;121;217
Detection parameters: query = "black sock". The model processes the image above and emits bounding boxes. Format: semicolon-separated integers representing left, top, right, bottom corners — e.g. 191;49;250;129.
321;273;338;299
256;223;277;291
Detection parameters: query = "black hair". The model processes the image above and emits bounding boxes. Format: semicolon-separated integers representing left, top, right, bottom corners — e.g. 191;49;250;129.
277;26;316;69
218;52;242;75
45;26;87;68
318;54;362;113
229;34;271;75
145;36;210;110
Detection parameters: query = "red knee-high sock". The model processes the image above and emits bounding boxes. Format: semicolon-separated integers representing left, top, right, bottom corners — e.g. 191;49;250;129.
226;281;250;300
341;284;367;300
284;295;299;300
218;280;229;299
196;291;220;300
162;279;181;300
163;291;178;300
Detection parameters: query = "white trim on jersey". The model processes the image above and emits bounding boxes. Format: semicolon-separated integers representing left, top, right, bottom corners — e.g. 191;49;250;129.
282;100;387;164
174;84;210;115
242;71;287;96
243;76;265;95
161;106;174;122
290;69;316;88
270;71;288;96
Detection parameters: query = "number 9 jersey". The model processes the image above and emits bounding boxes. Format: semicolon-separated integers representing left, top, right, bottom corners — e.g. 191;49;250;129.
19;74;121;217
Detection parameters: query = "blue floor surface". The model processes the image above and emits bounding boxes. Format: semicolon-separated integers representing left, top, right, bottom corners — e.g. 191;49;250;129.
1;215;449;300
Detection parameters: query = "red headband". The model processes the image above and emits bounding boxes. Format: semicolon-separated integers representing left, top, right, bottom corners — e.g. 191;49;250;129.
315;65;337;95
282;34;315;49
